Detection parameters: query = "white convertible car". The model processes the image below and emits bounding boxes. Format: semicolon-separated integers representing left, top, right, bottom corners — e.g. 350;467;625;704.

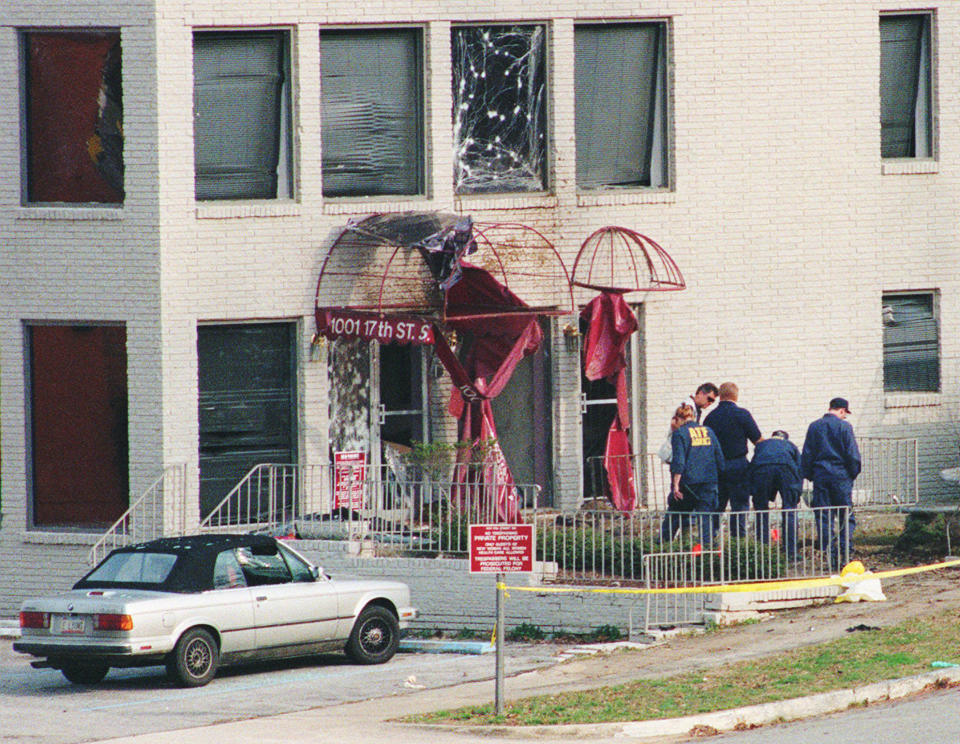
14;534;417;687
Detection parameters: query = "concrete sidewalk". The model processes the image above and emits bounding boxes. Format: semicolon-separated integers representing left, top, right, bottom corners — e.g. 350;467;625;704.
88;652;960;744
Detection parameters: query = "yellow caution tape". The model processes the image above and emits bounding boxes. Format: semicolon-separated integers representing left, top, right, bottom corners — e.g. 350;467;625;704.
496;558;960;597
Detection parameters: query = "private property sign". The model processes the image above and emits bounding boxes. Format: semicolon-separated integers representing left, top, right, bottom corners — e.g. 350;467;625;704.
469;523;534;574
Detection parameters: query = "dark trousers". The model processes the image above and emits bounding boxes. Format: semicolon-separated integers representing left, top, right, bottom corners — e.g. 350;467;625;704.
660;481;718;548
750;464;801;560
716;458;750;537
811;475;855;569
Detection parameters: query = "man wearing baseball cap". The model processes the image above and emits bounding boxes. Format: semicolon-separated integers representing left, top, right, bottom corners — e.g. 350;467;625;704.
801;397;862;569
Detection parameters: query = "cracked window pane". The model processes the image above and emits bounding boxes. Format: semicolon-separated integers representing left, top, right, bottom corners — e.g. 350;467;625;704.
452;25;547;194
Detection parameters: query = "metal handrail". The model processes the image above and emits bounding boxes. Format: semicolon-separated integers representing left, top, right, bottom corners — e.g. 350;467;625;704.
88;463;188;565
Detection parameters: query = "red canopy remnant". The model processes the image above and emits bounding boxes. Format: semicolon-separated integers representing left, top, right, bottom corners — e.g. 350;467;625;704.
315;211;574;321
315;212;572;523
581;292;638;512
572;226;685;294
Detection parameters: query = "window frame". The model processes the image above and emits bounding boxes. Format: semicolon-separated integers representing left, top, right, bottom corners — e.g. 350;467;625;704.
451;22;550;195
879;11;935;161
19;27;125;207
881;290;940;394
192;27;295;202
573;19;671;191
319;25;426;199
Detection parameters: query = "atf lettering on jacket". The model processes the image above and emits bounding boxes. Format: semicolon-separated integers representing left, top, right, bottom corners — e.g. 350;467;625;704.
689;427;712;446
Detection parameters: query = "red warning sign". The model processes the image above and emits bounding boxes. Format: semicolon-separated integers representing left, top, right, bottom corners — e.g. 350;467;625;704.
469;523;534;574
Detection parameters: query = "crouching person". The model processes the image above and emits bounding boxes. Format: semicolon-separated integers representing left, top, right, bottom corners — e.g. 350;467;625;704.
668;405;725;548
750;430;802;561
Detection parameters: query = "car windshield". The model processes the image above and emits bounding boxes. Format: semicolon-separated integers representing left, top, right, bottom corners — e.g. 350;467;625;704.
84;551;178;585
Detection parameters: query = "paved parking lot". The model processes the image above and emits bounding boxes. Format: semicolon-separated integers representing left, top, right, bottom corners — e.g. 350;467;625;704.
0;637;561;744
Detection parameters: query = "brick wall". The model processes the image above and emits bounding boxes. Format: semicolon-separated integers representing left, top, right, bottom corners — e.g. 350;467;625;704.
2;0;960;616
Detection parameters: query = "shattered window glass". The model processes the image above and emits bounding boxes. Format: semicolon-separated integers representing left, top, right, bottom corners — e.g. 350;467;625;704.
23;31;124;204
452;25;547;194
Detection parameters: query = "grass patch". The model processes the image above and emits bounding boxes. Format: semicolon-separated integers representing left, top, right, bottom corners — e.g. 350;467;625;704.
406;610;960;727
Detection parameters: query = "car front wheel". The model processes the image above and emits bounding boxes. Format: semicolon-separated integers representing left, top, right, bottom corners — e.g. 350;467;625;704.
167;627;219;687
60;662;109;685
346;605;400;665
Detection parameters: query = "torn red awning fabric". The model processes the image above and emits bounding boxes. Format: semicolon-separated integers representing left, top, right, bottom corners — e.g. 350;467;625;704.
581;291;638;512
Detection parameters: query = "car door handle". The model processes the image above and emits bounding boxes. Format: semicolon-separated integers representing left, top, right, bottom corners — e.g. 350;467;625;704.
256;596;268;602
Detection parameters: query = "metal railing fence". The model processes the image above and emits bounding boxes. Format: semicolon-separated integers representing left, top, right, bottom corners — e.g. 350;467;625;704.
89;464;189;565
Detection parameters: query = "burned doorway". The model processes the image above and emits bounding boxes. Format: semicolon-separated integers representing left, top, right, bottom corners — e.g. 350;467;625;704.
490;320;553;505
197;322;297;518
329;339;429;474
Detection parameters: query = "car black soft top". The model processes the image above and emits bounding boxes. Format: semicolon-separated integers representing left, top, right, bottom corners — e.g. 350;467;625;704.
74;534;282;593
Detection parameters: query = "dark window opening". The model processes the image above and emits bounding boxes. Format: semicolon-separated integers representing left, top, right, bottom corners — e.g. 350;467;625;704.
193;31;291;200
320;28;424;197
452;25;547;194
880;14;932;159
883;292;939;392
29;324;129;528
574;22;668;189
23;31;124;204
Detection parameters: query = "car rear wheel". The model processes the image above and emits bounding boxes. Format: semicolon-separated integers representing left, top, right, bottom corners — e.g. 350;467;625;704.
167;627;219;687
60;662;109;685
346;605;399;665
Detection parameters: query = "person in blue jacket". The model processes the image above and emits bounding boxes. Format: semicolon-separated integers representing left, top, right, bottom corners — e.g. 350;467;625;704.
801;397;862;569
750;430;802;561
669;409;725;547
703;382;762;537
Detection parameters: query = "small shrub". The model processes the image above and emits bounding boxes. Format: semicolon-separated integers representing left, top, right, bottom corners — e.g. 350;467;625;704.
589;624;622;642
506;622;546;641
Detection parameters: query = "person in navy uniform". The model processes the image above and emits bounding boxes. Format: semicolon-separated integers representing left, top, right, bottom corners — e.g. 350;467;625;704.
750;430;802;561
681;382;719;423
669;407;725;547
659;405;697;542
703;382;762;537
801;397;862;569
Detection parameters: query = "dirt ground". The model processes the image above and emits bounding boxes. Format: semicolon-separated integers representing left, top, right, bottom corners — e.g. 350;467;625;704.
499;512;960;698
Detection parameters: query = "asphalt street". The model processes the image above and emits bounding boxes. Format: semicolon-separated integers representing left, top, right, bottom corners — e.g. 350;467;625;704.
0;636;560;744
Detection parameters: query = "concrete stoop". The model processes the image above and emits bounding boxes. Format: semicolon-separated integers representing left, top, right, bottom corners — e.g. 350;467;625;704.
703;585;840;625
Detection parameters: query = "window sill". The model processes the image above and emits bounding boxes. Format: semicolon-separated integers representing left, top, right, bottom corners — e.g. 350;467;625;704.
322;195;434;216
454;192;558;211
195;201;301;220
17;206;124;221
577;189;676;207
22;530;101;546
884;392;941;409
881;159;938;176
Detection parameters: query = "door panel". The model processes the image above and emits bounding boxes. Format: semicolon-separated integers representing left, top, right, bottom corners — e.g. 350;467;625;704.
197;323;297;518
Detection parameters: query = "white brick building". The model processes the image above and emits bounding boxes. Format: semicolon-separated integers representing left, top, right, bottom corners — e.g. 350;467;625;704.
1;0;957;616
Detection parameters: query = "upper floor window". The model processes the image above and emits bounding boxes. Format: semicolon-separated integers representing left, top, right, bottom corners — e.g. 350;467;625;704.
882;292;939;393
880;13;933;159
320;28;424;197
452;25;547;194
574;22;668;189
193;30;292;201
22;30;124;204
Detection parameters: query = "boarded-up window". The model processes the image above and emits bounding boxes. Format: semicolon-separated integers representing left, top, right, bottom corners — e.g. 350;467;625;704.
575;22;668;189
320;28;423;197
452;25;547;194
23;31;124;204
29;325;128;527
193;31;291;200
883;292;940;392
197;323;297;517
880;14;933;158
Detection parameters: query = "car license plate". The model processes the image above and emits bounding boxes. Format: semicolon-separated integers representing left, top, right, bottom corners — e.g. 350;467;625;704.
57;615;86;635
